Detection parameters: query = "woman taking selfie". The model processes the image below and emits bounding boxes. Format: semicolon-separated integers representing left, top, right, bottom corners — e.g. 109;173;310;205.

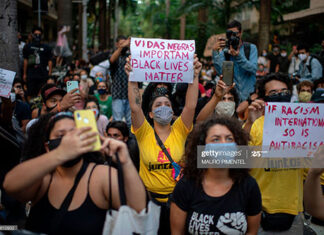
125;55;201;234
3;112;145;235
171;116;261;235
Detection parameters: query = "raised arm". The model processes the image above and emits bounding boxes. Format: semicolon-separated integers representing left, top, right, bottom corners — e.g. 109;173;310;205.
196;79;233;122
180;55;202;129
233;44;258;74
125;56;144;131
3;127;97;203
110;38;130;64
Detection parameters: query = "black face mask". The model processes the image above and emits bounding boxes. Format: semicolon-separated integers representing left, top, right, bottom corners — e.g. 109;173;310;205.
264;92;292;103
48;137;82;168
46;104;57;112
33;34;42;43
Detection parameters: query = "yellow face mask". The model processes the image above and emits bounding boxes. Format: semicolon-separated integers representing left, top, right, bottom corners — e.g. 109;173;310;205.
298;91;312;102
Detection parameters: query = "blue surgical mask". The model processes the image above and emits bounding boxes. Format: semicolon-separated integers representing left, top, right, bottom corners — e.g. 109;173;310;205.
153;106;173;125
97;88;107;95
204;142;238;161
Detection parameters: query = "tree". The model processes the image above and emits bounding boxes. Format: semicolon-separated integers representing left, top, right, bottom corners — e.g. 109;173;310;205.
99;0;107;49
180;0;186;39
0;0;19;74
258;0;271;53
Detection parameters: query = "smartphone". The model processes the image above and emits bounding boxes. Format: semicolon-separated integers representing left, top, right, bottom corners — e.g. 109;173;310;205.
222;61;234;86
74;110;101;151
67;81;79;93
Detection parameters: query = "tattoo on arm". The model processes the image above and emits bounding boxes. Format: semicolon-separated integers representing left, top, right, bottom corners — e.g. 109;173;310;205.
133;87;141;106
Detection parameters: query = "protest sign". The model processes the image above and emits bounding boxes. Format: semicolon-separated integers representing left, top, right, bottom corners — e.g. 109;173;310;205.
129;38;195;83
0;68;16;98
262;102;324;157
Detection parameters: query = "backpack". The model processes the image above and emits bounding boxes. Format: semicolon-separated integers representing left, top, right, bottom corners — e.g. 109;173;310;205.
225;42;251;61
307;54;324;77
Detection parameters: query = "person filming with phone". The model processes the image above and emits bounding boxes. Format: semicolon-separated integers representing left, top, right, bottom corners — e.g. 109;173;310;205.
212;20;258;102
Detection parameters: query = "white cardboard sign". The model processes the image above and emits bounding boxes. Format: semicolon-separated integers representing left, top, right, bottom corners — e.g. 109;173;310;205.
0;68;16;98
129;38;195;83
262;102;324;157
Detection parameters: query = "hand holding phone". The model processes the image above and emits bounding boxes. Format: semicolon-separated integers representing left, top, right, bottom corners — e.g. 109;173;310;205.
74;110;101;151
222;61;234;86
67;81;79;93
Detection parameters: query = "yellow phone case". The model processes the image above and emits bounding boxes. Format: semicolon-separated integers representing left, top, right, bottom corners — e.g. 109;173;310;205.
74;110;101;151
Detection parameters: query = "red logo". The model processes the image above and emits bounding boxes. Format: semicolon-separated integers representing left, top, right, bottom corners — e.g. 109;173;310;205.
157;148;171;163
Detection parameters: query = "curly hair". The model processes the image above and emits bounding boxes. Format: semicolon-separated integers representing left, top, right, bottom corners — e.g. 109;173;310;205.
183;115;250;185
23;113;104;164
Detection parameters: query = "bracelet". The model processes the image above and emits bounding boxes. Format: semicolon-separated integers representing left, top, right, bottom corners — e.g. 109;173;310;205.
57;102;61;112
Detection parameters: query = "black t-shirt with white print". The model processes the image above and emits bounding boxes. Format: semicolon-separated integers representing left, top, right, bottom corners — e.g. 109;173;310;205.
172;175;261;235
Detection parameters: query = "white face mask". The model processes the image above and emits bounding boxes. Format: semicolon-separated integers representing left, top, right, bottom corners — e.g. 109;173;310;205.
81;74;87;80
298;53;307;61
281;53;287;57
215;101;235;117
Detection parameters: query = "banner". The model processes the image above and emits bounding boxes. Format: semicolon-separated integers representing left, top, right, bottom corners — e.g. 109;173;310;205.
262;102;324;157
0;68;16;98
129;38;195;83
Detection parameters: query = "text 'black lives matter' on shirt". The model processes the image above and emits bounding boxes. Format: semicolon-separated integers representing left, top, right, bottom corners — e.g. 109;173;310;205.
172;175;261;235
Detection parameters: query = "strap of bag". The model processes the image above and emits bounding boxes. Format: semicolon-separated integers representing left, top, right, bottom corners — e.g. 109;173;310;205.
154;131;175;164
108;154;127;210
50;160;88;235
116;153;127;205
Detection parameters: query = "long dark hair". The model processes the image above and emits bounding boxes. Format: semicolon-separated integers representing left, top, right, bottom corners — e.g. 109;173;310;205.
23;112;104;164
183;115;250;184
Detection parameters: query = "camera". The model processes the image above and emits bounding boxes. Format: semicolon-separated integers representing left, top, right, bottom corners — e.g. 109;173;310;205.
225;30;240;51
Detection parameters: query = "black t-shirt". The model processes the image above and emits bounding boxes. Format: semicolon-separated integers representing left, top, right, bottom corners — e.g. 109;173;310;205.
172;175;261;235
278;56;290;73
23;42;52;71
267;53;280;73
14;100;31;127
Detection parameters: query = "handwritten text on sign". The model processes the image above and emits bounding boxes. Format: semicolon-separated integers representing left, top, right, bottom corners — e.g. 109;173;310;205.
129;38;195;83
263;102;324;157
0;68;16;98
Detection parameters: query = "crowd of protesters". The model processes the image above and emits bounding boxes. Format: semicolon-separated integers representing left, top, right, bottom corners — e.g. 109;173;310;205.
0;20;324;235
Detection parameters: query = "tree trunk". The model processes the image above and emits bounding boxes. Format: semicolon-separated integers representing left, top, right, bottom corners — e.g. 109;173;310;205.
78;3;83;58
107;0;112;49
165;0;170;38
0;0;19;74
99;0;106;50
197;7;208;58
258;0;271;53
57;0;73;44
113;0;119;48
180;0;186;39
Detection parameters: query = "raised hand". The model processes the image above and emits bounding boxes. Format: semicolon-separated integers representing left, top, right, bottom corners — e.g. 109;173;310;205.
194;54;202;78
100;136;131;166
125;55;132;77
55;127;98;163
60;88;81;110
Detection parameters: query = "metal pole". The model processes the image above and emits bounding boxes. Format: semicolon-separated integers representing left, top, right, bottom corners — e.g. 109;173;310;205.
38;0;41;27
82;0;88;61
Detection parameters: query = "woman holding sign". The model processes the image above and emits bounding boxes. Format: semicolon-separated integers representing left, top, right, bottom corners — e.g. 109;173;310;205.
125;55;201;234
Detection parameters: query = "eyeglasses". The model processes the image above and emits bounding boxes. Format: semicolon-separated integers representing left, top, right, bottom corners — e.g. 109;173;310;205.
268;89;291;96
14;86;22;89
